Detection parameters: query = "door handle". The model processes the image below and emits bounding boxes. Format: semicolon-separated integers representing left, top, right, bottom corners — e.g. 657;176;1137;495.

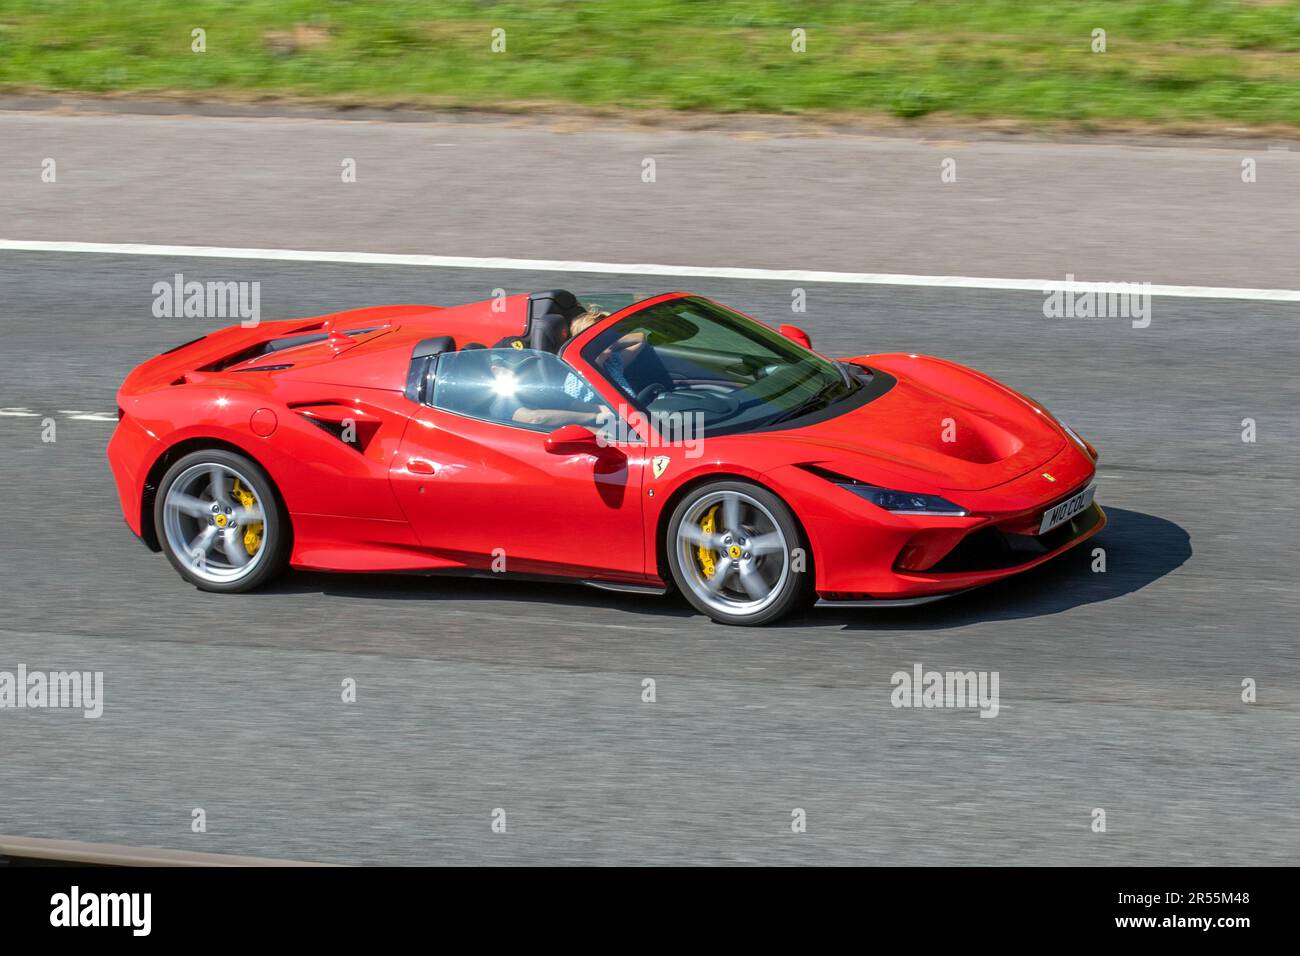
407;458;436;475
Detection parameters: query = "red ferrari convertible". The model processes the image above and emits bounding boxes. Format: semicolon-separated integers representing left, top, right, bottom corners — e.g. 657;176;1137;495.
108;289;1103;625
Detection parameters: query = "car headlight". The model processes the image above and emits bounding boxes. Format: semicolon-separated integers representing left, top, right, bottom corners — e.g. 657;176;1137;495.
840;483;968;516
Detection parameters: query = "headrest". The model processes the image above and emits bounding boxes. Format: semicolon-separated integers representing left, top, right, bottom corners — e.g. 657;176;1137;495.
528;290;583;323
529;313;571;353
411;335;455;359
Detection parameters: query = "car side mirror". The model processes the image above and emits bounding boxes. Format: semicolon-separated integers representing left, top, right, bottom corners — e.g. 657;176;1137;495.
779;324;812;349
545;424;603;454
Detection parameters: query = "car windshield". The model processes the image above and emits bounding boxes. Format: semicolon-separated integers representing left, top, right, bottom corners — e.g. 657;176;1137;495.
578;296;862;437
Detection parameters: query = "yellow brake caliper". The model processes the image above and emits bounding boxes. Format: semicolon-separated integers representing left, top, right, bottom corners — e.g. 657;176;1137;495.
697;505;720;579
230;478;263;556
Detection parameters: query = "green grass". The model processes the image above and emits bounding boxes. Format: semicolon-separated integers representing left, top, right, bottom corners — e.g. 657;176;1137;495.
2;1;1300;126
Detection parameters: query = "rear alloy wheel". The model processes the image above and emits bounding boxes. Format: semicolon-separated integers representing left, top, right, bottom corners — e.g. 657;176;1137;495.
155;449;289;593
666;480;811;626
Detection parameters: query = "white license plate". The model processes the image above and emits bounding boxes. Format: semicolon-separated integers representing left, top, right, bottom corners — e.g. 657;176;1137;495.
1038;483;1096;535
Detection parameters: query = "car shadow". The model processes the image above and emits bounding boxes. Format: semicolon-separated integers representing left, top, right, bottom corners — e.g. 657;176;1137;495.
254;506;1187;629
795;506;1191;631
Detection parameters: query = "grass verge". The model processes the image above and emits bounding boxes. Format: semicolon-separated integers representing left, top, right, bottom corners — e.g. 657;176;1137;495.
2;1;1299;127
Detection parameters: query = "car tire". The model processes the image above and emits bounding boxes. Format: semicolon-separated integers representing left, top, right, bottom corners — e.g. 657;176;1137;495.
665;479;812;626
154;448;289;593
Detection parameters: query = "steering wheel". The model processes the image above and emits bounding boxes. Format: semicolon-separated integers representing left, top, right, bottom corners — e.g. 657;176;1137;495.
635;382;667;405
684;390;740;416
642;383;740;419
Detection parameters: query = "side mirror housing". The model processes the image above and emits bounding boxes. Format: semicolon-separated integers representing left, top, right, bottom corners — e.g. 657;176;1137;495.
545;424;603;454
779;324;812;349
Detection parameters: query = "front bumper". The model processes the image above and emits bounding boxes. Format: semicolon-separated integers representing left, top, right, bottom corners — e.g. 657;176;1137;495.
768;439;1104;601
929;498;1103;573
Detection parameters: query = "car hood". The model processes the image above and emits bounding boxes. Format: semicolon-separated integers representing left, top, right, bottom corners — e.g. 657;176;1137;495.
758;353;1067;492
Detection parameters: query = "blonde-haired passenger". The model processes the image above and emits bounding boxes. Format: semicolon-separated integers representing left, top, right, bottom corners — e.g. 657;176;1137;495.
566;304;609;340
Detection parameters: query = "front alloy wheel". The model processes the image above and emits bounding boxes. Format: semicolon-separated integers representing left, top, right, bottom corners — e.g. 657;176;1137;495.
666;480;810;625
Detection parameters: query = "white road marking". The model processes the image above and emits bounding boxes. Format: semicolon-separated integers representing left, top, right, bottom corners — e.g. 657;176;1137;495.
0;408;116;424
59;409;118;422
2;239;1298;302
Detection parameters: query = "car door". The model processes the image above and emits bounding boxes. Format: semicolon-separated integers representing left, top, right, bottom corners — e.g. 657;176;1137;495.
389;348;648;581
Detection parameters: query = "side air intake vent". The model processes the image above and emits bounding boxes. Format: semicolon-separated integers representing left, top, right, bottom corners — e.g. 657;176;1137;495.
291;403;383;453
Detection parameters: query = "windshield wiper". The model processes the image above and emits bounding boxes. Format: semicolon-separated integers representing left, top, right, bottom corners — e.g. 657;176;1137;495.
768;391;832;426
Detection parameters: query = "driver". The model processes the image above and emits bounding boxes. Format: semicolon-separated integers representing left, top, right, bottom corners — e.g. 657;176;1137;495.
588;328;646;397
499;304;621;428
555;303;647;398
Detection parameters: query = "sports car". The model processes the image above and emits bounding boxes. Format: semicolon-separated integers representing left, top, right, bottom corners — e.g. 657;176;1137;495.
108;289;1104;625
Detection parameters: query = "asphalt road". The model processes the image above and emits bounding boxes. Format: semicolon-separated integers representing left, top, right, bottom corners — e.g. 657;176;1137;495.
0;252;1296;864
3;107;1300;287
